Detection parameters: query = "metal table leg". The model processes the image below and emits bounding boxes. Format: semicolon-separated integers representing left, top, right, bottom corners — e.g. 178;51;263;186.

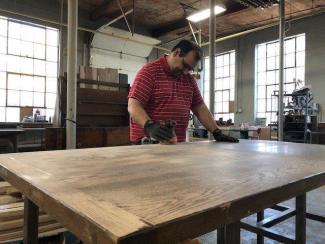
257;210;264;244
217;227;225;244
24;198;39;244
296;194;306;244
225;222;240;244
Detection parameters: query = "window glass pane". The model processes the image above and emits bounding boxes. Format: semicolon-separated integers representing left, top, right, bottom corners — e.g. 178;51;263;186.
215;78;221;90
223;54;229;66
7;74;20;90
216;67;223;78
297;35;305;51
230;89;235;101
296;67;305;81
20;91;33;106
267;43;276;57
20;41;33;57
266;71;276;85
46;77;57;93
46;46;58;62
34;60;45;76
216;55;223;67
33;27;46;44
257;44;266;59
0;37;6;54
285;38;295;54
257;99;266;112
0;18;7;36
229;77;235;89
296;52;305;67
46;93;56;108
216;91;223;102
7;55;21;73
21;25;34;42
46;62;57;77
223;78;230;90
20;57;34;75
8;22;21;39
6;107;19;122
258;58;266;72
285;68;296;84
21;75;34;91
230;65;235;77
230;52;235;65
33;92;44;107
257;86;266;99
267;56;276;70
285;53;295;68
257;72;266;85
223;102;229;113
223;66;229;77
34;43;45;59
34;76;45;92
8;38;20;55
0;106;5;122
0;72;6;88
223;90;230;102
7;90;20;106
216;102;222;113
46;29;58;46
0;89;5;106
0;54;7;71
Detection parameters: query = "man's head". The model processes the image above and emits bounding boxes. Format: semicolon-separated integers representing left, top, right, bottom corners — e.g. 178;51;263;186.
167;40;202;76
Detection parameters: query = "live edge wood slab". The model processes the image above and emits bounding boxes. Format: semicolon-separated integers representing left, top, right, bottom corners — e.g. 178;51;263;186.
0;140;324;244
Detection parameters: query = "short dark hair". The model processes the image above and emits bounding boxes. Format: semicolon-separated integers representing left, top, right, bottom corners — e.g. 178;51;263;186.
172;40;202;61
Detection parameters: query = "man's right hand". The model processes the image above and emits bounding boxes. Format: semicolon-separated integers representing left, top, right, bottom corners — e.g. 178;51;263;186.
144;120;174;142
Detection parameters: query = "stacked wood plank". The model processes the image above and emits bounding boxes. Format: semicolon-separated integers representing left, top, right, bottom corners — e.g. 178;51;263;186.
0;182;66;243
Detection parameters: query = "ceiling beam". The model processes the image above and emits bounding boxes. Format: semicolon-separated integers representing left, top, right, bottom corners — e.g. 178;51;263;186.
151;19;189;38
91;0;130;21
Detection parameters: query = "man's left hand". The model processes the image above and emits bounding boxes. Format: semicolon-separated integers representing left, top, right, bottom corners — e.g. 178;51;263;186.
212;129;239;143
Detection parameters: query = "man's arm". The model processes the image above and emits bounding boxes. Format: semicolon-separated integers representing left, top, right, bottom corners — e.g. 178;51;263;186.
128;98;150;128
192;102;239;142
191;102;218;132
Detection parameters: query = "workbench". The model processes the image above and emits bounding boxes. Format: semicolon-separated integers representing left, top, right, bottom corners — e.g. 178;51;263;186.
0;140;324;243
0;129;25;153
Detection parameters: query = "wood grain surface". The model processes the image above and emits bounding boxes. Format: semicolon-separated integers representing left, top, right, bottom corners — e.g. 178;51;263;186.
0;140;324;243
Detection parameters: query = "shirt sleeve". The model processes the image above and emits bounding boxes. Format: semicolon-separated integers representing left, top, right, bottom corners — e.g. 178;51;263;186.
191;76;204;109
128;64;155;106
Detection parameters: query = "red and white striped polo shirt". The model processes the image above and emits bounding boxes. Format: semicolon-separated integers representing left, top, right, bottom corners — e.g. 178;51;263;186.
128;56;204;143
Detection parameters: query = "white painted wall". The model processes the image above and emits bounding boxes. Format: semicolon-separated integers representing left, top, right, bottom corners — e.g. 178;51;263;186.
90;26;161;84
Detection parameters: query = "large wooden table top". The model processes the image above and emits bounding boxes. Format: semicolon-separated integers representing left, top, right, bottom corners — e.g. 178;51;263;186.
0;140;324;243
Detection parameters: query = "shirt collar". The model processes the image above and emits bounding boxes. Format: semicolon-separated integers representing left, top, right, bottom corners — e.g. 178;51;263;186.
160;55;172;74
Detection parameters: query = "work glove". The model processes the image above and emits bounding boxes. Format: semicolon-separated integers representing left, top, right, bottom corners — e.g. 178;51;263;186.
144;120;174;142
212;128;239;143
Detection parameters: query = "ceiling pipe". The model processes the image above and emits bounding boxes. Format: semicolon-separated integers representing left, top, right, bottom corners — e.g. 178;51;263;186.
0;7;170;52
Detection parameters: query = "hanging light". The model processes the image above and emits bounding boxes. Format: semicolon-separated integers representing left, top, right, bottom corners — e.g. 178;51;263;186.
186;5;226;23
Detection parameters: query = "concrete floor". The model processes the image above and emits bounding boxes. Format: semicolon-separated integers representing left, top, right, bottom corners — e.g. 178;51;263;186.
198;186;325;244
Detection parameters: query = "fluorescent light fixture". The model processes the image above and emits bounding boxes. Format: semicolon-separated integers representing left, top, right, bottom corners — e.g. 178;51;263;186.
187;5;226;23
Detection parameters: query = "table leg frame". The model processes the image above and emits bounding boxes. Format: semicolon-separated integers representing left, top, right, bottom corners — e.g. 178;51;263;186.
24;197;39;244
240;193;323;244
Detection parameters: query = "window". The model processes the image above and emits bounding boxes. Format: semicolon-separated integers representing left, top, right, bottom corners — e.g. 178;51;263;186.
0;16;59;122
203;50;235;122
255;34;305;124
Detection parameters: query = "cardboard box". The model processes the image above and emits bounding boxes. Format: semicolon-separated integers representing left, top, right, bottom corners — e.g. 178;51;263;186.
20;107;33;121
79;66;98;81
98;68;118;83
229;101;235;113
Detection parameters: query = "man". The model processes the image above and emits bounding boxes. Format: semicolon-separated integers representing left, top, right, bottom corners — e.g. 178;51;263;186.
128;40;238;144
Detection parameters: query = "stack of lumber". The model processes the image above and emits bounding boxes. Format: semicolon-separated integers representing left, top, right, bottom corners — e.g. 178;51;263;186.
0;182;66;243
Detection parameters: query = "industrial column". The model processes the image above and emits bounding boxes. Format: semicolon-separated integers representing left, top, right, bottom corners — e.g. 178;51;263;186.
209;0;216;139
278;0;285;141
66;0;78;149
